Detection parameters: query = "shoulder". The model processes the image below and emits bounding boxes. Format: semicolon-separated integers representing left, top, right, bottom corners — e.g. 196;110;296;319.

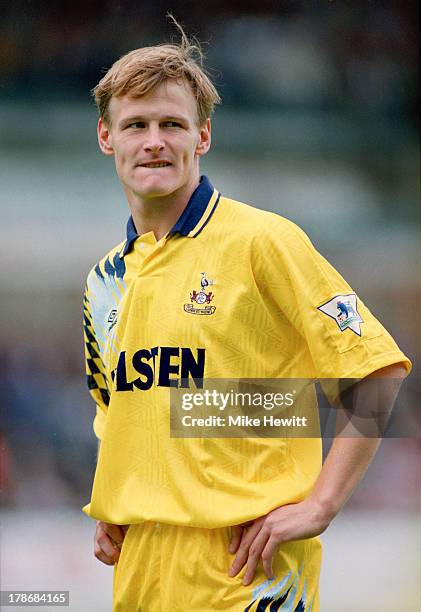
216;195;313;250
85;240;127;289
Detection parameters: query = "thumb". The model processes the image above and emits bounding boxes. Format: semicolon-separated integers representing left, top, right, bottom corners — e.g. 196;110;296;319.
228;525;243;554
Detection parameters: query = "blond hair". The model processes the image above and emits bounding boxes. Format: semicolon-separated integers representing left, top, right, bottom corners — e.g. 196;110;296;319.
92;20;221;126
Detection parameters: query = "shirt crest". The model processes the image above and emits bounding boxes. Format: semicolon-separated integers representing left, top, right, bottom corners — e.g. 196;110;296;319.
184;272;216;316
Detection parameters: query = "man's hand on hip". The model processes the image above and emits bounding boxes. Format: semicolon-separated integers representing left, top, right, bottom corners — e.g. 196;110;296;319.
228;498;331;585
94;521;129;566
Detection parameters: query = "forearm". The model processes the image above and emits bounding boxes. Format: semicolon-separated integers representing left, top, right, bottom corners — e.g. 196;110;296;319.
310;436;380;520
310;363;407;521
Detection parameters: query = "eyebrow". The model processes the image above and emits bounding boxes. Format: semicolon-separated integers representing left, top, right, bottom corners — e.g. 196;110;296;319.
118;115;189;128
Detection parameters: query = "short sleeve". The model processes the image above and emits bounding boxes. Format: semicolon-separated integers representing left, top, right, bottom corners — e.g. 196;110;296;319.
251;216;411;379
83;286;110;440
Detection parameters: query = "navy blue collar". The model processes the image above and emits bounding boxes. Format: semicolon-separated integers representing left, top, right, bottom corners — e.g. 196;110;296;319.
120;176;216;258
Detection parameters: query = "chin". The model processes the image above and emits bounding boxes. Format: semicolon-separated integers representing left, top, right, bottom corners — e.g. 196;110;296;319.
135;177;180;197
136;184;177;199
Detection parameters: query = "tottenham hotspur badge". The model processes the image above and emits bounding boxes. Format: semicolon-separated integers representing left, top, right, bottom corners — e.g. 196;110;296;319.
184;272;216;315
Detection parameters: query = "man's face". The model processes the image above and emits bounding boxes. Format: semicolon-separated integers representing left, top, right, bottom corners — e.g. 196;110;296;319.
98;79;211;200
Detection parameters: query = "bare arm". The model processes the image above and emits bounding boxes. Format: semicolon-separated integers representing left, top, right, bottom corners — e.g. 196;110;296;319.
228;363;408;585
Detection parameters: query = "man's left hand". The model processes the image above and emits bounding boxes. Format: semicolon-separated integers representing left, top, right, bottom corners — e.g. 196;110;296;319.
228;497;331;585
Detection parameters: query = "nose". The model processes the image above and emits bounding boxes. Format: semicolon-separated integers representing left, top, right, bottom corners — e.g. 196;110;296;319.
143;125;165;153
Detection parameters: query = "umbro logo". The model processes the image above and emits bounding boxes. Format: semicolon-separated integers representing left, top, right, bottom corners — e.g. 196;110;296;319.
107;309;118;332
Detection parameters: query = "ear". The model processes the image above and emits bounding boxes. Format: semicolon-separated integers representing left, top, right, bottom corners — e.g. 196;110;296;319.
97;118;114;156
195;118;211;157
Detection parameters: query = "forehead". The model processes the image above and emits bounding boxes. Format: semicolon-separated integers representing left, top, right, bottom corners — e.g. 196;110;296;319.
109;79;199;125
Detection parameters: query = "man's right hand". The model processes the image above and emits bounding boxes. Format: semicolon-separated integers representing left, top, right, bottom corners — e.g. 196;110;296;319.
94;521;129;565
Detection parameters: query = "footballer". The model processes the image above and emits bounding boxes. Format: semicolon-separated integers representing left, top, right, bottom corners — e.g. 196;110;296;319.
82;20;411;612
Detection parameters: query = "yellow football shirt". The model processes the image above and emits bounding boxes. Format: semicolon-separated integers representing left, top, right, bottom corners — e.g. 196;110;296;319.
83;176;410;527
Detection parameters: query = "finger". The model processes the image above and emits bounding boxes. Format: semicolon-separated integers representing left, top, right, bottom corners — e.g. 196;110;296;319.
103;523;126;547
261;536;279;580
96;532;120;563
241;521;254;528
94;541;117;566
228;525;243;554
242;528;270;585
229;519;264;577
228;523;260;576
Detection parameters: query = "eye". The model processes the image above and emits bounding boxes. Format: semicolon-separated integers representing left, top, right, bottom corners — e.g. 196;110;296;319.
163;121;182;128
127;122;146;129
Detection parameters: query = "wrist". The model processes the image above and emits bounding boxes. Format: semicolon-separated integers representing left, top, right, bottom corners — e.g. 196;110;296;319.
308;493;341;525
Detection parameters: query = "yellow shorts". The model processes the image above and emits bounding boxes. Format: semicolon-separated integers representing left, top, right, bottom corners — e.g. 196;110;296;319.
113;522;321;611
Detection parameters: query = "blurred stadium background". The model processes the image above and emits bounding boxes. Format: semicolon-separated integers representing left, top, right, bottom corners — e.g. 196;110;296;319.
0;1;419;610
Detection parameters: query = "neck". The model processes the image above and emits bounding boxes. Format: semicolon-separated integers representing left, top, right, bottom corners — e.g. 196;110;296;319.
126;173;201;241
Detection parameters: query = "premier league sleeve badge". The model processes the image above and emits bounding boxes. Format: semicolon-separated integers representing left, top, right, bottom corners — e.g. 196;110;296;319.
317;293;363;335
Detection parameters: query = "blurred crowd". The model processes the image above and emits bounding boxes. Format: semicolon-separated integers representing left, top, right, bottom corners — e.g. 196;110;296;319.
1;1;418;125
0;335;97;507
